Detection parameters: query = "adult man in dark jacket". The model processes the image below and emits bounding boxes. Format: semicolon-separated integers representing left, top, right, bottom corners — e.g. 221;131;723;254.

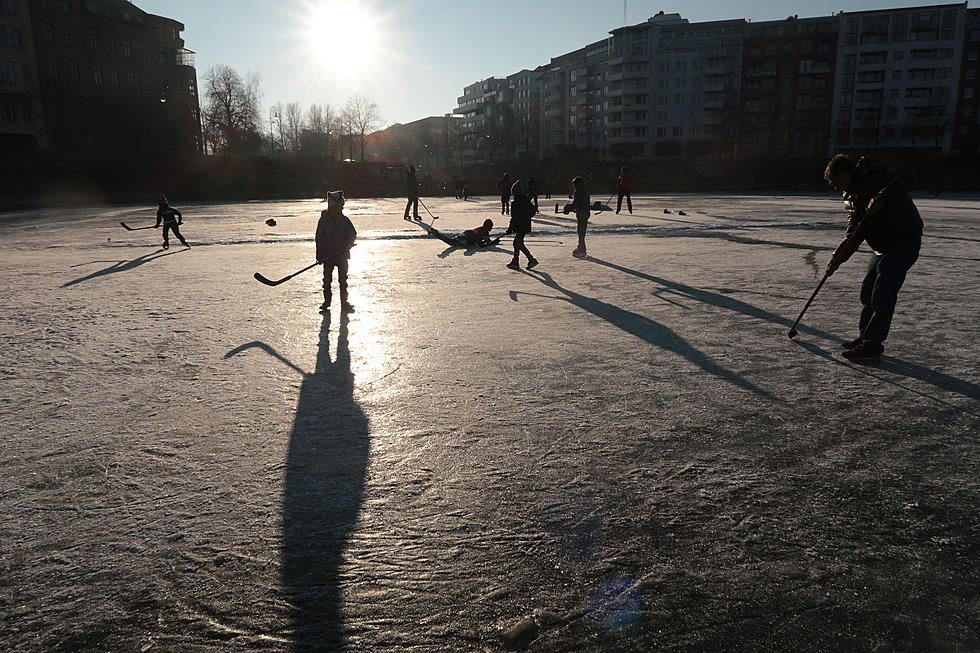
404;165;420;220
824;154;923;363
316;190;358;313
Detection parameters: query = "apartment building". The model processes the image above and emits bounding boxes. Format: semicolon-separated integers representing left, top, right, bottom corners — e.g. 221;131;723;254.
830;3;968;155
454;76;513;166
17;0;200;156
739;16;837;158
456;2;976;165
0;0;44;151
952;7;980;153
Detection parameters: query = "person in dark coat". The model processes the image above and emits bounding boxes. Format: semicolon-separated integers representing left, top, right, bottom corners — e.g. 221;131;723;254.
154;195;189;249
505;179;538;270
526;173;541;213
404;165;420;220
824;154;923;363
569;176;591;257
616;166;633;214
496;172;511;215
316;190;358;313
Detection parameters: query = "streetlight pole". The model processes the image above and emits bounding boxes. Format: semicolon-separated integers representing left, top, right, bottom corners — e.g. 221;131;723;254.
269;108;279;158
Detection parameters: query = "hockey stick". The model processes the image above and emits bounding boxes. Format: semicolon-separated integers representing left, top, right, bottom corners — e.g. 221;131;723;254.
253;246;353;286
593;192;618;216
788;211;872;339
120;221;157;230
418;198;439;224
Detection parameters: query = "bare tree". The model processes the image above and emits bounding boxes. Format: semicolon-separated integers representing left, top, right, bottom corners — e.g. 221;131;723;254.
202;64;263;154
344;94;382;162
305;103;336;157
282;102;303;153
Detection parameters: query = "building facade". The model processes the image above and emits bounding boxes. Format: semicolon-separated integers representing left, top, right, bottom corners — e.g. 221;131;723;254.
455;3;976;165
0;0;200;158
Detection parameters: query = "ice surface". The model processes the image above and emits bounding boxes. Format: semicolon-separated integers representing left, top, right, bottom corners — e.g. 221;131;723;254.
1;193;978;650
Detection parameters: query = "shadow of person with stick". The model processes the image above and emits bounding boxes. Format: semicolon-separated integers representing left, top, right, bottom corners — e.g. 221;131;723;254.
515;270;774;399
61;249;183;287
278;312;370;649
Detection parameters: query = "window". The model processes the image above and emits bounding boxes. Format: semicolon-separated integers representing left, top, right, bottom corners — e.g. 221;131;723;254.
111;68;118;85
127;71;135;87
65;28;74;46
672;126;683;137
69;60;79;80
123;39;131;56
44;24;53;40
106;36;114;54
89;32;98;50
93;65;102;85
159;47;166;64
48;59;58;78
0;60;16;84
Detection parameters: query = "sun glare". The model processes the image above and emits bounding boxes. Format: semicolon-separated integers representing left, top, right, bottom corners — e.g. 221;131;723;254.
305;0;384;80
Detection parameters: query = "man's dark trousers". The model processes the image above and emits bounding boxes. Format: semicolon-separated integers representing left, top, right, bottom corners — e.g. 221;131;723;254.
858;238;920;347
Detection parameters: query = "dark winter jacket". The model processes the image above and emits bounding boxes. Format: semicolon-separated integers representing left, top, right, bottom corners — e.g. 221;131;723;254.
315;208;357;263
508;194;535;234
497;175;511;198
406;169;419;198
570;187;591;220
155;206;182;226
832;158;923;264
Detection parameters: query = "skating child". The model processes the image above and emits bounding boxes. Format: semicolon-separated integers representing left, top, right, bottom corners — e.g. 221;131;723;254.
569;176;591;257
505;182;538;270
154;195;189;249
316;190;358;313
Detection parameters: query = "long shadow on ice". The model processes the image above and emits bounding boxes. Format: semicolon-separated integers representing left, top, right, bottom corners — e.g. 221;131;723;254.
227;314;369;649
61;249;183;287
587;256;838;341
795;340;980;411
515;270;773;399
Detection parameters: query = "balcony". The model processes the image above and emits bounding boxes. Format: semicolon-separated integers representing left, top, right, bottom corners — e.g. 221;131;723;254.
176;48;195;67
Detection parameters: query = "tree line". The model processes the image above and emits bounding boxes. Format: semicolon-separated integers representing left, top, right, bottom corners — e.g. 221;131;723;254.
201;64;382;161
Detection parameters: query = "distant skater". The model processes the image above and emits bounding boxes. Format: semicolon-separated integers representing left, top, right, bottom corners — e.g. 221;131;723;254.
317;190;358;313
404;165;420;220
544;176;553;200
506;179;538;270
569;176;591;257
497;172;511;215
155;195;189;249
824;154;923;363
616;166;633;214
527;173;540;213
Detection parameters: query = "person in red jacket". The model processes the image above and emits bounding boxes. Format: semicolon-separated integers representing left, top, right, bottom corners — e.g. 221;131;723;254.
429;218;500;248
616;167;632;214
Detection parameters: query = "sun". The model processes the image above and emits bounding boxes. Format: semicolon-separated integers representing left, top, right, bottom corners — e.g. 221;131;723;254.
305;0;384;80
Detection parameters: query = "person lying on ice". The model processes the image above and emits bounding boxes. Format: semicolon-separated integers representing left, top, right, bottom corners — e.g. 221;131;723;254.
430;218;501;248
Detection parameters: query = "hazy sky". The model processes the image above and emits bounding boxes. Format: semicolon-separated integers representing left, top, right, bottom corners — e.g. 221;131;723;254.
136;0;976;127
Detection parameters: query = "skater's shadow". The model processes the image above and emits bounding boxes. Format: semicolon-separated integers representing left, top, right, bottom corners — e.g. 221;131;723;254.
226;314;369;648
586;256;838;341
61;249;183;287
515;270;773;399
795;340;980;412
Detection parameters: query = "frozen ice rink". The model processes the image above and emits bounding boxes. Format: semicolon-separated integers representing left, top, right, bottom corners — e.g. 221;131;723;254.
2;192;978;651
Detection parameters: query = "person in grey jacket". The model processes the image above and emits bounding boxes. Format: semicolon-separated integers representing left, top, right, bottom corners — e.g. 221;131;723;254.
824;154;923;363
316;190;358;313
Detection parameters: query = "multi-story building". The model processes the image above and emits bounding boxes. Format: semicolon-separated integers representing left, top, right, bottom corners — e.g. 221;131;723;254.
952;7;980;153
456;3;977;165
830;3;968;155
454;76;513;166
739;16;837;158
0;0;44;151
15;0;200;157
